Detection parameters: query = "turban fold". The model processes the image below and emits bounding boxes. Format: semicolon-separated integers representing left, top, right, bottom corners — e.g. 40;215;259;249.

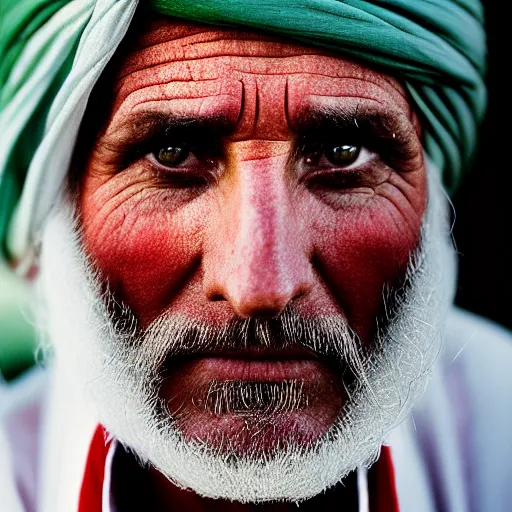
0;0;486;268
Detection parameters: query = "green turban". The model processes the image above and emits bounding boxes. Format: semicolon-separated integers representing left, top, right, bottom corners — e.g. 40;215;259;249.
0;0;486;268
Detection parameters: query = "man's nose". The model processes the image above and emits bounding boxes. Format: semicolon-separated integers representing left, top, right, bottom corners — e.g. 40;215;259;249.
203;151;314;318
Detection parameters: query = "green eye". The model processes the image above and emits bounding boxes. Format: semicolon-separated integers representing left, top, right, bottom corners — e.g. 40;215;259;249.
325;144;361;166
154;146;189;167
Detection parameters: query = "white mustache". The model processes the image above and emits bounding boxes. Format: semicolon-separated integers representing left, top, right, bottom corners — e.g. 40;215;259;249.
98;299;370;390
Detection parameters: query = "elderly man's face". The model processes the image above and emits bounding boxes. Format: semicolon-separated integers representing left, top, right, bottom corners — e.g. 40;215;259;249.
50;14;438;502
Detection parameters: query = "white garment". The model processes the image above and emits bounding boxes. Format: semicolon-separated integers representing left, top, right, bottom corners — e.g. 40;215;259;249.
1;308;512;511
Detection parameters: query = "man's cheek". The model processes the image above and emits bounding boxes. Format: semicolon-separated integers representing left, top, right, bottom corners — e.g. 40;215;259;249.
82;198;204;326
313;204;420;341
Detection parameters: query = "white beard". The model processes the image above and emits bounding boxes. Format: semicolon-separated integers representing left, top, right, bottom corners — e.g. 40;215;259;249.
36;161;456;503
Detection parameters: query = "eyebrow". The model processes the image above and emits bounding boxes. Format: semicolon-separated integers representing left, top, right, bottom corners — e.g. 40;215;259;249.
295;102;413;137
94;110;236;169
106;111;235;146
293;102;419;161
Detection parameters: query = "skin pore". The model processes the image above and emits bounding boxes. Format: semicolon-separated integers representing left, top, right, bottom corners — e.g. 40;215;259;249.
75;13;426;511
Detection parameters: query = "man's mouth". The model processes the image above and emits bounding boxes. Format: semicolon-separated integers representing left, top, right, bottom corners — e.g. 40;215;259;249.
159;345;347;450
159;343;347;383
167;346;322;381
144;315;360;449
161;345;347;420
187;357;323;381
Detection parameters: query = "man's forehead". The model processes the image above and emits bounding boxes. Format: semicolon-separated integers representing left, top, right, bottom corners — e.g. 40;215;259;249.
97;15;412;140
114;15;406;83
119;15;338;71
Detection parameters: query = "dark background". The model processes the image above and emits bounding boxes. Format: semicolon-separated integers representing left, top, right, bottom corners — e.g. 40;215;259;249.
452;3;510;330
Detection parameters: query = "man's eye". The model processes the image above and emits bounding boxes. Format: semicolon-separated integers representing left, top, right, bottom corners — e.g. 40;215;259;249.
154;145;189;167
324;144;361;166
145;142;216;188
303;140;368;170
300;138;378;192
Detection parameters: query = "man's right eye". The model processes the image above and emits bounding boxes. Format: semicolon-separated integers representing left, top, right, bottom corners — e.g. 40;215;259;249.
146;141;215;188
154;145;190;167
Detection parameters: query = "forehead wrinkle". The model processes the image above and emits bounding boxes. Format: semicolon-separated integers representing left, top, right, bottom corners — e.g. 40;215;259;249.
286;75;409;118
114;76;219;102
97;18;416;152
129;28;217;54
184;38;320;58
118;51;328;83
126;97;243;131
285;77;291;135
228;77;257;141
117;36;326;82
113;63;407;123
283;74;407;104
226;74;291;142
380;74;408;98
111;77;243;123
131;17;295;51
113;76;229;111
113;61;223;107
236;78;246;128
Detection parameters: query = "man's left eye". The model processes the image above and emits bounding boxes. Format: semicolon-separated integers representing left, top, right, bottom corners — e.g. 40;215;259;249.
303;140;371;170
324;144;361;166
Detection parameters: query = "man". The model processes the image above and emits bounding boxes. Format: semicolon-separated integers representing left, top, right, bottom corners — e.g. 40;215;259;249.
1;0;511;511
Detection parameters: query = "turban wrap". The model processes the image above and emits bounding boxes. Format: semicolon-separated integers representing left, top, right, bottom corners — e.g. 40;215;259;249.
0;0;486;268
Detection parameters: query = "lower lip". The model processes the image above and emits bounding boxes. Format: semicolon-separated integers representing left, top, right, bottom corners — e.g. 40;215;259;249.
161;356;346;446
177;357;325;381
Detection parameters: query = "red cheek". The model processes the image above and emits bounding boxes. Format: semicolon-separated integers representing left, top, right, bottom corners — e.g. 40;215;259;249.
82;200;204;326
313;204;421;341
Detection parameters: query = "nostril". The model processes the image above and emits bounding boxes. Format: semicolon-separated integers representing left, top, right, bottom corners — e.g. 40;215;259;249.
208;292;226;302
205;283;228;302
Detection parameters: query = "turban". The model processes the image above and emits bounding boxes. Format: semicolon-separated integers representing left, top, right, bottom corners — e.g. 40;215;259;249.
0;0;486;268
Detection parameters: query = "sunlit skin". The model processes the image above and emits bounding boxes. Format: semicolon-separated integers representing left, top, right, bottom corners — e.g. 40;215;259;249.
76;14;426;510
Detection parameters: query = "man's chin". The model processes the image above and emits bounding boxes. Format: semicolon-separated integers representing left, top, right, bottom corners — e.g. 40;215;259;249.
174;409;342;456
